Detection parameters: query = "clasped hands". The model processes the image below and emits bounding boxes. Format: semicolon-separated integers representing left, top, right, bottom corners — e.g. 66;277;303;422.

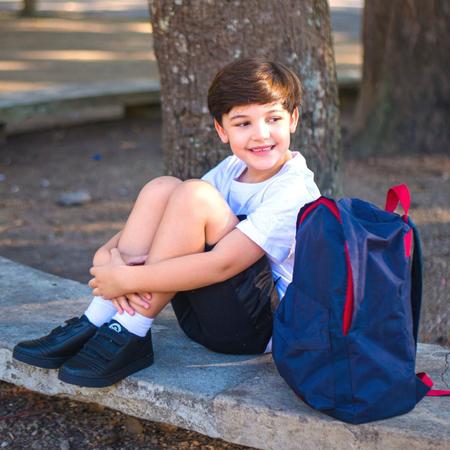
89;248;152;316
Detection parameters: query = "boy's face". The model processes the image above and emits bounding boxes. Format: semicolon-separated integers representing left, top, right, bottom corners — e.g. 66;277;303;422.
214;102;299;182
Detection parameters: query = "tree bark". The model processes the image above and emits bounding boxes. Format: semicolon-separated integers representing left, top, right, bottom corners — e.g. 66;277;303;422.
20;0;37;17
353;0;450;155
148;0;341;195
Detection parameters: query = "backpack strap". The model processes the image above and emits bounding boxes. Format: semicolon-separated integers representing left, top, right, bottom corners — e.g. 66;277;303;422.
387;187;450;398
409;219;422;346
384;185;420;343
417;372;450;397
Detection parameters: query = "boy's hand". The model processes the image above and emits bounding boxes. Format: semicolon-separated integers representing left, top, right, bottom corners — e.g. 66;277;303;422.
110;247;126;266
89;265;125;299
109;250;153;311
89;249;127;299
112;293;152;315
89;249;153;309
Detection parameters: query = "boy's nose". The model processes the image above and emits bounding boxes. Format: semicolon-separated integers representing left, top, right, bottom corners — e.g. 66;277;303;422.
253;122;270;140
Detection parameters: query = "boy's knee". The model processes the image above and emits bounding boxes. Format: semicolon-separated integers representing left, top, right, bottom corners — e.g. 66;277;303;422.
152;175;182;186
139;176;182;199
171;179;225;212
175;179;215;201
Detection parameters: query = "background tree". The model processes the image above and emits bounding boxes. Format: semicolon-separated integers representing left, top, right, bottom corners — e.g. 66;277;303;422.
353;0;450;155
148;0;341;195
21;0;38;17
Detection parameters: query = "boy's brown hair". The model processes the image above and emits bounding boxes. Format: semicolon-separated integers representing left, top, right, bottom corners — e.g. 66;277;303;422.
207;58;303;124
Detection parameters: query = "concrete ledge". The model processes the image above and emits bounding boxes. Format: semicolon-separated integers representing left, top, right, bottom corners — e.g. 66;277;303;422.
0;79;161;134
1;256;449;450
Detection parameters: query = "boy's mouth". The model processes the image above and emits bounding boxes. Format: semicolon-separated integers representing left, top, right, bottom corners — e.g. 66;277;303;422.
248;145;275;153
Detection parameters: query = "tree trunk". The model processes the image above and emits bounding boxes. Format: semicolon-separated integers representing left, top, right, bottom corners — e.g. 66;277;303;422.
20;0;37;17
148;0;340;195
353;0;450;155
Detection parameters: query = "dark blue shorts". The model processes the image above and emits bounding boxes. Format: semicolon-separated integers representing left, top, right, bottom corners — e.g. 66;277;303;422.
171;216;276;354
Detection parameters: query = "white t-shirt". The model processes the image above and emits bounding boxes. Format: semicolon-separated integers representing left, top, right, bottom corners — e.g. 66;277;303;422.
201;151;321;301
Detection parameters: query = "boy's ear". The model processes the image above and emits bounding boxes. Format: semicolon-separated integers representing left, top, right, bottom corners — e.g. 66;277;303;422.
214;119;229;144
289;107;300;133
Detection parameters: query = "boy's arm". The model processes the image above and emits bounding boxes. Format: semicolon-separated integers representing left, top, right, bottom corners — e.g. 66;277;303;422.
101;231;122;250
94;231;148;266
89;229;265;299
93;231;122;264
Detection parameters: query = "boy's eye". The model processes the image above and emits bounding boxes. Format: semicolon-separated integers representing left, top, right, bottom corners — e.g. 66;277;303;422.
268;117;282;123
235;122;250;127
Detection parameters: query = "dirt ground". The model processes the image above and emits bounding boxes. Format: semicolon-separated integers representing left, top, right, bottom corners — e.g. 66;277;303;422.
0;381;254;450
0;117;449;449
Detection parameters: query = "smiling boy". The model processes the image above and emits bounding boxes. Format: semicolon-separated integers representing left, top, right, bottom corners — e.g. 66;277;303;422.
13;58;321;387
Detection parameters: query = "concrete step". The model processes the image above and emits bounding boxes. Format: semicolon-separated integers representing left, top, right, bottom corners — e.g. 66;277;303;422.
1;256;448;450
0;79;161;135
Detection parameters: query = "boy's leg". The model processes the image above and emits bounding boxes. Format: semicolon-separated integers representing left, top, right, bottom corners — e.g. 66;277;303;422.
116;179;240;320
116;179;273;354
116;176;183;257
84;176;182;326
91;175;183;265
13;176;182;370
56;180;240;386
57;179;272;386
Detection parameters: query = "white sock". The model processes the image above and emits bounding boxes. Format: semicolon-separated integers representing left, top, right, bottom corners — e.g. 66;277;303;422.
84;296;117;327
113;311;153;337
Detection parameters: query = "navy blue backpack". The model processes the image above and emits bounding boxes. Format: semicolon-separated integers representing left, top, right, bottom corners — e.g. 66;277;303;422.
272;184;449;424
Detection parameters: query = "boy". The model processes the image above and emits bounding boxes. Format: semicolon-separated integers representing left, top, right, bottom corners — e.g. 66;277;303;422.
13;58;320;387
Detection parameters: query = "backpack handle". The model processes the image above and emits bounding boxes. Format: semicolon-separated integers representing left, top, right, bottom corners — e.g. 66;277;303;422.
386;184;413;257
385;184;410;220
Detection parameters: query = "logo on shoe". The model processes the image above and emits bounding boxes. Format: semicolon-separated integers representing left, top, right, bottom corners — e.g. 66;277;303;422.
109;323;122;333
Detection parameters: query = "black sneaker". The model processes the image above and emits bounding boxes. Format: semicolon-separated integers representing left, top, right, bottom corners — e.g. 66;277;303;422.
58;320;154;388
13;316;98;369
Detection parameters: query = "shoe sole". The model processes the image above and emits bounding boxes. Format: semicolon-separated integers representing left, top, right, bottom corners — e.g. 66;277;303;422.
58;354;154;388
13;348;68;369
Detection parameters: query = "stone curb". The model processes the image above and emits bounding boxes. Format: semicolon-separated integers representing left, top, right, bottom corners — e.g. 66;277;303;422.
1;256;448;450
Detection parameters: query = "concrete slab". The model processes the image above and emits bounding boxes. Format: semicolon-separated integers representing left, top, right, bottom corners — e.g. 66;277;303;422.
0;79;160;133
1;256;449;450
